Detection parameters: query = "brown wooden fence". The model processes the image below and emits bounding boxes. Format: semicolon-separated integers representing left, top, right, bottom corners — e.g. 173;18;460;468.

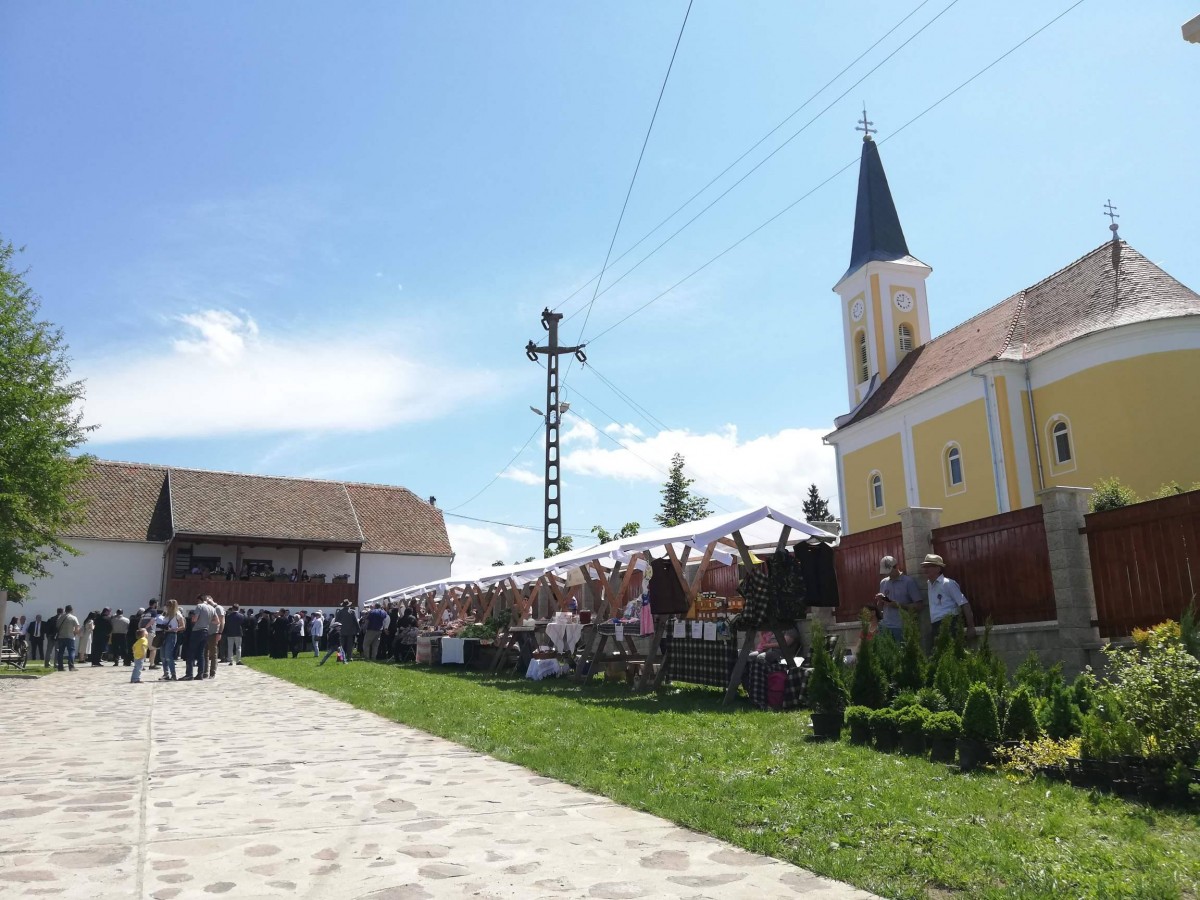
1084;490;1200;638
930;506;1055;625
834;523;904;622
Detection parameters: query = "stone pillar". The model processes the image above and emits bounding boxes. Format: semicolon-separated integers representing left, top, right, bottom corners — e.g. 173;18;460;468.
1037;487;1099;675
898;507;942;585
898;507;941;649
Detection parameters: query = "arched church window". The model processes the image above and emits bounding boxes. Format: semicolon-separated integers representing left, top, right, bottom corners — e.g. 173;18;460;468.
946;445;963;487
870;472;884;512
1052;421;1072;464
898;323;914;354
856;330;869;383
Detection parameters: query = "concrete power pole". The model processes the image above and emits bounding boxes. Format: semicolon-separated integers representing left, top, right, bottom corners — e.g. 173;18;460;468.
525;308;586;554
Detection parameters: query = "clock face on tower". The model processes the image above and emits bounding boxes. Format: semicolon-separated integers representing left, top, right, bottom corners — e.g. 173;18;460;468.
893;291;914;313
851;298;865;321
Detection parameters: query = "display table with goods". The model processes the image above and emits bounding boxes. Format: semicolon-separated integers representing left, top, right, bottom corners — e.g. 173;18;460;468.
372;506;837;701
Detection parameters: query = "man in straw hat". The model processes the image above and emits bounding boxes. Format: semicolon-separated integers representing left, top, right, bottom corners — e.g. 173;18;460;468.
920;554;976;643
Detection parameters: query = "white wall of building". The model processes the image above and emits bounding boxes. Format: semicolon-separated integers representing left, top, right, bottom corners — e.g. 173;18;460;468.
19;539;167;621
359;553;452;603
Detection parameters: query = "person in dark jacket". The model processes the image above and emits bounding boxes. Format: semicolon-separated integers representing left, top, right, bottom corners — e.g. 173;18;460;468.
90;609;112;667
256;611;272;657
270;609;290;659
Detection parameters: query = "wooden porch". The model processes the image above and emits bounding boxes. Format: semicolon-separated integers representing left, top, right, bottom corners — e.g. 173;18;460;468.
164;578;358;609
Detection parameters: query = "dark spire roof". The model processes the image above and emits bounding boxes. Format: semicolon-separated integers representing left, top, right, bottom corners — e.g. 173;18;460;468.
843;136;912;281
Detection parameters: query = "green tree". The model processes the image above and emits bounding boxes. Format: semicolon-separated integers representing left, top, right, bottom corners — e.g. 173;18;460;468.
654;453;711;528
801;483;832;523
491;560;506;567
1090;476;1137;512
591;522;640;544
0;239;93;620
545;535;573;557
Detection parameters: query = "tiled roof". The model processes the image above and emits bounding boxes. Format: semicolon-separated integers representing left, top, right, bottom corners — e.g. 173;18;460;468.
69;461;172;542
841;241;1200;427
169;468;364;544
66;461;452;556
345;483;453;556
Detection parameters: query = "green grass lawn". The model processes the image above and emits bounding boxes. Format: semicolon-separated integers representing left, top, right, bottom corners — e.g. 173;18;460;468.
0;663;56;677
247;657;1200;900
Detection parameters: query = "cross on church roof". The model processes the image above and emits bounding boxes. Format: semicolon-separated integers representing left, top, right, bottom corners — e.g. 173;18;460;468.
856;105;876;141
1104;199;1120;231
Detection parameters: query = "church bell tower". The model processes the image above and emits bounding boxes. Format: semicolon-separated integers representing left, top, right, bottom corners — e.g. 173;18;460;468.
833;110;932;409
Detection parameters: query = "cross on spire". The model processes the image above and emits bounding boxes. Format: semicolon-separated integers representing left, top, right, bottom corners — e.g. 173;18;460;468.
1104;199;1120;231
856;105;876;141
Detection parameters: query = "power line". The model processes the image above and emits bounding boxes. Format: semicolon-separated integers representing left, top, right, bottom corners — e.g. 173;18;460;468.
567;0;695;384
584;0;1090;347
550;0;942;320
585;362;673;433
563;386;735;515
558;0;963;330
443;511;593;539
445;422;543;512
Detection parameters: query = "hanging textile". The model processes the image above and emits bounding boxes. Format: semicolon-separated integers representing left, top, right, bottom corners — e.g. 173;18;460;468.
794;541;839;607
647;556;689;615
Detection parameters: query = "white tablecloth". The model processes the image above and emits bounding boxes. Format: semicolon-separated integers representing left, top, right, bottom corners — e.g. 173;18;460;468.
440;638;465;664
525;657;569;681
544;622;584;653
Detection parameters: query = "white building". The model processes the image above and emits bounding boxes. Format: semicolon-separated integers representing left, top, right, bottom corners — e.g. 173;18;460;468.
18;460;453;620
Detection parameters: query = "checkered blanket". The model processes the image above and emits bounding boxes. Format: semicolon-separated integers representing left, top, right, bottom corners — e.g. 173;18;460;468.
596;620;648;637
743;657;811;711
661;634;740;688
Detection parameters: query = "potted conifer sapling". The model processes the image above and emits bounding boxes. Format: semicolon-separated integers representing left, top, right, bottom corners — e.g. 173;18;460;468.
959;682;1000;771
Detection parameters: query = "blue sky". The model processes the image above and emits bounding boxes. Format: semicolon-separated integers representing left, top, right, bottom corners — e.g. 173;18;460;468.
3;2;1197;573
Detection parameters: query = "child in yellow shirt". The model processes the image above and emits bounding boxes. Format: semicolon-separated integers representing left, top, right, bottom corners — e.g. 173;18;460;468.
131;628;149;683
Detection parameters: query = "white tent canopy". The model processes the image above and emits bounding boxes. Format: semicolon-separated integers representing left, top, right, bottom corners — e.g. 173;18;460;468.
371;506;834;604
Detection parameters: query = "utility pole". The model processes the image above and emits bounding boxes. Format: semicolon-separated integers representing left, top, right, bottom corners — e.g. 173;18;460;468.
525;308;586;554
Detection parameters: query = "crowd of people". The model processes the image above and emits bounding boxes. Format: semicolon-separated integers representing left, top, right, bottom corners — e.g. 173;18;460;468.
6;596;427;680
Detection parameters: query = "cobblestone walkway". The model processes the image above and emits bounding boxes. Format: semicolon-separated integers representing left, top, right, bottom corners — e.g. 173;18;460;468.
0;664;877;900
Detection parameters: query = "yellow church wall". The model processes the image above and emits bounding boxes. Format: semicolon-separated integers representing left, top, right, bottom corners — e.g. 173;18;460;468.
842;432;906;532
1031;349;1200;497
911;398;997;526
869;274;887;380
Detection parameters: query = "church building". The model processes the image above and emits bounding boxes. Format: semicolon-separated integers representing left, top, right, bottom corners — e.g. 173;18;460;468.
825;130;1200;534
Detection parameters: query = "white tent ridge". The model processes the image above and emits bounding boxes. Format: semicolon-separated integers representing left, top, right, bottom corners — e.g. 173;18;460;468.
369;506;834;605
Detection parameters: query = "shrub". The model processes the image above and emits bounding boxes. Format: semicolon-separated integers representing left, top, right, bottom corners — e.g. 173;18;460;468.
890;691;920;710
961;682;1000;742
1040;681;1082;740
1090;476;1137;512
1070;669;1098;715
872;624;901;680
1079;691;1142;760
895;610;927;691
845;705;873;730
1003;685;1042;742
807;621;849;714
849;619;888;710
1103;621;1200;762
870;707;901;741
932;652;971;714
995;736;1082;779
896;704;929;736
924;710;962;742
963;622;1008;698
1180;602;1200;663
916;687;949;713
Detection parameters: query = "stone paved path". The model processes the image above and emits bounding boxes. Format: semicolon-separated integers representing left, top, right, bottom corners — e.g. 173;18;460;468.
0;664;878;900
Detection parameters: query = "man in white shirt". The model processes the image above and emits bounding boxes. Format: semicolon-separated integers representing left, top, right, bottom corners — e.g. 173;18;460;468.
920;554;976;643
54;605;81;672
309;612;324;657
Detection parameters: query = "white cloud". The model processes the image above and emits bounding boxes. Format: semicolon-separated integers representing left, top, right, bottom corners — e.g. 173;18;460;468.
80;309;498;444
447;523;532;575
562;424;840;517
499;467;543;486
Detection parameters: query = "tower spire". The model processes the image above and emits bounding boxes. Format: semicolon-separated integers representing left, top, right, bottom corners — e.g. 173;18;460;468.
1105;199;1121;273
843;111;909;281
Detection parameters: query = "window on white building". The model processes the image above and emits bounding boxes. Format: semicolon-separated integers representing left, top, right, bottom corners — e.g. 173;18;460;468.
1053;421;1073;464
856;330;869;383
